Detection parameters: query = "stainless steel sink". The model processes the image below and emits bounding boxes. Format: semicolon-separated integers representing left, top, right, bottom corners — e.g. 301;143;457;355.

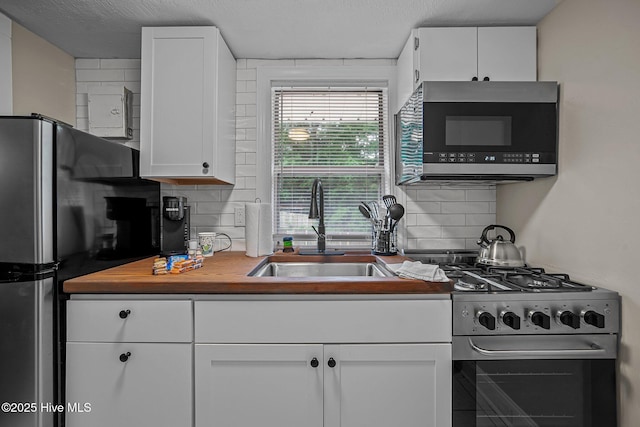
248;262;394;278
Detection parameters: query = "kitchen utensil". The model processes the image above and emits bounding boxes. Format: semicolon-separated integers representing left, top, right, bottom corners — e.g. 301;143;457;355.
476;224;525;267
388;203;405;232
382;194;397;208
359;204;372;220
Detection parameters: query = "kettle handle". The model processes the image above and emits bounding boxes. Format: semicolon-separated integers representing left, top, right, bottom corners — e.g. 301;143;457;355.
478;224;516;246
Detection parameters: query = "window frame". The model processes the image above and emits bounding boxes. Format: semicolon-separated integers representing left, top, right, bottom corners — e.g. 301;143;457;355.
256;65;397;246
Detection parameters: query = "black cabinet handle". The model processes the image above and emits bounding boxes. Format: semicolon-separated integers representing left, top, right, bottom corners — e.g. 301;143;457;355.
119;352;131;362
119;309;131;319
202;162;209;169
327;357;336;368
483;76;490;81
471;76;478;81
310;357;319;368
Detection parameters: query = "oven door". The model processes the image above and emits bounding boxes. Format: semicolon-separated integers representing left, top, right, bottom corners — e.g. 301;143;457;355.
452;335;617;427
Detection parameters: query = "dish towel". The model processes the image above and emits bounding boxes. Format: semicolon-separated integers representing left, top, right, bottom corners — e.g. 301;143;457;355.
387;261;450;282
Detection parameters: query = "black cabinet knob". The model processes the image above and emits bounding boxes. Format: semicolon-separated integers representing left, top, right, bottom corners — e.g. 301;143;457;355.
471;76;479;81
310;357;319;368
583;310;605;328
119;352;131;363
119;309;131;319
478;311;496;330
483;76;490;81
501;311;521;330
530;311;551;330
327;357;336;368
559;311;580;329
202;162;209;169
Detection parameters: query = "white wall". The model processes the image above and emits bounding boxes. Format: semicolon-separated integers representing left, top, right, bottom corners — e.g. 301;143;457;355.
497;1;640;425
11;22;75;124
0;13;12;114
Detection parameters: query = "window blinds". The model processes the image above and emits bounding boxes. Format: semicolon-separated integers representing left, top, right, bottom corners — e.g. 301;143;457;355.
271;87;388;240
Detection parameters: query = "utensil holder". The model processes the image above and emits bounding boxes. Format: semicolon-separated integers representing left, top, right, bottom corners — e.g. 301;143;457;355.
372;227;397;256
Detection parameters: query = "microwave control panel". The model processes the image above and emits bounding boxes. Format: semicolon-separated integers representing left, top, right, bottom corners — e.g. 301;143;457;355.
424;152;555;164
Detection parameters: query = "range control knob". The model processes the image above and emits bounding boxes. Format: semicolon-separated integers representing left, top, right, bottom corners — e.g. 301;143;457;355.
477;311;496;331
558;310;580;329
529;311;551;330
500;311;521;330
583;310;605;328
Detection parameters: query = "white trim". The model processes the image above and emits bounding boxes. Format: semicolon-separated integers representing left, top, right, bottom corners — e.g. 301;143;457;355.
256;65;397;206
0;13;12;115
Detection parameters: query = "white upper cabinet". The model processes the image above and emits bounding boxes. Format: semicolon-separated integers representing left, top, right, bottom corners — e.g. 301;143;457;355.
140;26;236;185
416;27;479;83
396;26;537;111
476;27;537;82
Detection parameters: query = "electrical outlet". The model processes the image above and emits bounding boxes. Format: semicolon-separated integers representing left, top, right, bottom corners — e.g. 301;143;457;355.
234;207;245;226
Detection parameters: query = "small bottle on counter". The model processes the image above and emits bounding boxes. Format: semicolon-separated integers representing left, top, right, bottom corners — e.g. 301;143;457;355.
283;236;294;253
188;239;199;259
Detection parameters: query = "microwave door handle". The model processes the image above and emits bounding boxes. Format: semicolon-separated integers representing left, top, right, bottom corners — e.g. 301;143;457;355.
468;337;606;357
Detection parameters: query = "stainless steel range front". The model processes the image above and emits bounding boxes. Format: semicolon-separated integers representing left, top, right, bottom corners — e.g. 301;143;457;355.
407;251;620;427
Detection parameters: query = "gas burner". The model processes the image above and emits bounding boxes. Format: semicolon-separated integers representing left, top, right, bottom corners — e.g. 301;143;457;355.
454;278;489;292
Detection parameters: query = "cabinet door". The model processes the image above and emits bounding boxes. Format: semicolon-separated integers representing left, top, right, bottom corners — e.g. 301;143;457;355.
416;27;478;83
66;342;192;427
477;27;537;81
324;344;452;427
140;27;216;178
195;344;324;427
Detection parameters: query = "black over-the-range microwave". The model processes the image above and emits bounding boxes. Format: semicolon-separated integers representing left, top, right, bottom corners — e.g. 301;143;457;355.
395;81;559;184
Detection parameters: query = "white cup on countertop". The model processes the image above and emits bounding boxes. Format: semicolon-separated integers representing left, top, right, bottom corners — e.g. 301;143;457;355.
198;232;232;257
198;232;216;257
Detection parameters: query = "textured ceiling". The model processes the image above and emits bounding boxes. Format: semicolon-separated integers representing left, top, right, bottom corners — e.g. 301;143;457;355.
0;0;561;59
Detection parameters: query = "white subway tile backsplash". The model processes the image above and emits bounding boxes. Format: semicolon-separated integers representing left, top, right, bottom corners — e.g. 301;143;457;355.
236;68;257;81
75;59;100;69
416;214;466;226
466;189;496;201
236;164;257;177
236;116;256;129
441;201;490;214
465;214;496;226
416;189;466;202
442;226;486;239
236;92;256;105
220;189;256;202
76;69;124;82
245;153;257;165
124;69;141;82
406;200;441;214
406;226;441;239
101;59;141;69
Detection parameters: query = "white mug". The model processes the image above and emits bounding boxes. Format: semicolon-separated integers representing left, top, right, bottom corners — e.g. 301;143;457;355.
198;232;216;257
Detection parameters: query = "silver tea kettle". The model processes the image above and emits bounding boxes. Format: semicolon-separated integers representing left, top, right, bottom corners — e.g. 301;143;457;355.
476;224;525;267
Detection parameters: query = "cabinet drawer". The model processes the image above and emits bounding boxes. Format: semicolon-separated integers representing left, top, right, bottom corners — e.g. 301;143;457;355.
195;299;452;343
67;300;192;342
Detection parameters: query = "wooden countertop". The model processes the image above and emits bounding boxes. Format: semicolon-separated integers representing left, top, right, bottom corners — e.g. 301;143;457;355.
63;251;453;294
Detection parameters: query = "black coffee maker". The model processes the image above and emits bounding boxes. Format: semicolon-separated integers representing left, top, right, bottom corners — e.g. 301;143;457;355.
162;196;190;254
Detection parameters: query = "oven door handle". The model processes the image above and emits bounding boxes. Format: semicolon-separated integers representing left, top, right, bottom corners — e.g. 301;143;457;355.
468;337;606;357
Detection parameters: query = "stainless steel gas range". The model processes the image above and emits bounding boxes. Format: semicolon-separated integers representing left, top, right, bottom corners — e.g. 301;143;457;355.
406;250;620;427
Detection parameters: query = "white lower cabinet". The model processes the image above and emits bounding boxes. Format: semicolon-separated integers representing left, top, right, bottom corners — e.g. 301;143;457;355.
195;343;451;427
194;299;452;427
195;344;324;427
66;342;192;427
65;300;193;427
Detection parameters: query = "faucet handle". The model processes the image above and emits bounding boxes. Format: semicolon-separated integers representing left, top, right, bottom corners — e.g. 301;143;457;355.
312;226;325;238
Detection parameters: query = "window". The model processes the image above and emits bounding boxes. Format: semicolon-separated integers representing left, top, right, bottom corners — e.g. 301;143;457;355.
271;87;389;245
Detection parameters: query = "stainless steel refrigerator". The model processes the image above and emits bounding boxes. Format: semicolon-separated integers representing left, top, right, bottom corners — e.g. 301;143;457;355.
0;115;160;427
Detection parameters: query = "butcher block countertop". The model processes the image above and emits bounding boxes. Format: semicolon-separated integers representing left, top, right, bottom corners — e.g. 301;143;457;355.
63;251;453;294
